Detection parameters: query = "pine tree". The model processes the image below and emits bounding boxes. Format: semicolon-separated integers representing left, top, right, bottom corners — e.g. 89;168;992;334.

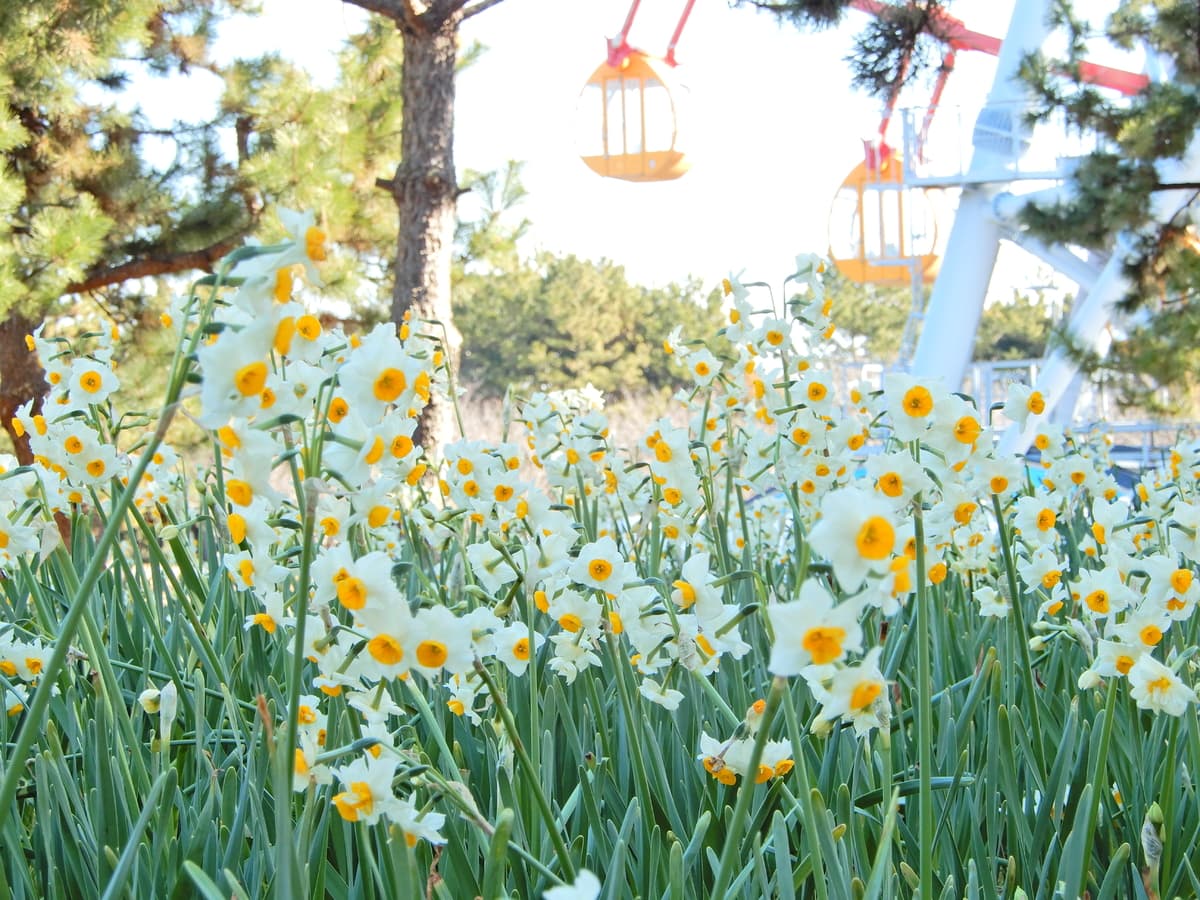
342;0;508;448
1017;1;1200;407
0;0;259;462
0;2;410;462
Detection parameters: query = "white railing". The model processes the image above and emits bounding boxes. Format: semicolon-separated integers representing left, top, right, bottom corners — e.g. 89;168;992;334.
897;102;1112;186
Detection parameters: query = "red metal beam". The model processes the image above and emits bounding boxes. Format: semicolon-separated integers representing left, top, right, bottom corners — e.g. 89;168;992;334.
848;0;1149;95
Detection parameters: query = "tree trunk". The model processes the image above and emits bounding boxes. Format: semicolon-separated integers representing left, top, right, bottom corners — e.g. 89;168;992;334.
0;313;46;465
393;8;462;451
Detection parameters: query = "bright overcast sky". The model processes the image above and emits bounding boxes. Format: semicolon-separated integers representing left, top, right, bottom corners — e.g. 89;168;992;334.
185;0;1131;290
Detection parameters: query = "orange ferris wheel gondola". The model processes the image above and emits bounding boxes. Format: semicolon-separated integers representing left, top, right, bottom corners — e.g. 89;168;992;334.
578;0;695;183
828;148;941;287
826;31;951;288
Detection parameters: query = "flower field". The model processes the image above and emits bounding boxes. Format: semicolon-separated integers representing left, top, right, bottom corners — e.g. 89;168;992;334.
2;219;1198;899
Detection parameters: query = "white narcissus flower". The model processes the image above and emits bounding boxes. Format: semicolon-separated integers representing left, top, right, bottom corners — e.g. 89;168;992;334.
1012;495;1062;547
883;372;945;442
293;731;333;793
974;586;1009;618
336;323;429;424
661;324;688;360
543;869;602;900
926;393;989;465
465;540;518;596
638;678;685;711
547;588;604;638
1168;498;1200;562
275;207;328;284
970;451;1025;499
547;632;602;684
1140;553;1200;622
1087;637;1147;682
492;622;545;677
331;754;399;825
1017;546;1065;596
807;647;889;738
410;606;473;679
223;548;288;594
195;313;279;429
5;685;28;718
685;348;721;387
1073;566;1138;621
1110;604;1172;651
759;739;796;782
391;796;446;847
1003;382;1046;430
670;552;723;622
569;536;628;593
767;579;864;676
65;357;120;413
0;518;38;571
1127;655;1196;716
865;450;933;508
316;549;405;624
809;488;898;591
696;731;753;784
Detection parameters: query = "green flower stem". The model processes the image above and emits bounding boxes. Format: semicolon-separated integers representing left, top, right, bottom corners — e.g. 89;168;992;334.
690;667;742;729
780;677;829;900
913;500;934;899
275;477;318;900
597;593;659;841
474;659;577;882
991;495;1047;776
1074;676;1118;900
710;676;784;899
46;546;152;792
404;678;459;775
376;741;562;885
125;503;227;685
1157;715;1180;896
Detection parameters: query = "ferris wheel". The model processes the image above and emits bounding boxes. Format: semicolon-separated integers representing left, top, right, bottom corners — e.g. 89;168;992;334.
577;0;1197;450
825;0;1161;426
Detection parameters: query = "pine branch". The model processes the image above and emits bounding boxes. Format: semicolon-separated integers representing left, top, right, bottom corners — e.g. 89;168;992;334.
64;231;252;295
734;0;852;29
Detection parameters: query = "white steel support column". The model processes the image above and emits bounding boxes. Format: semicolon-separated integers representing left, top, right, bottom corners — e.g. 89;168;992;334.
999;137;1200;454
909;0;1052;387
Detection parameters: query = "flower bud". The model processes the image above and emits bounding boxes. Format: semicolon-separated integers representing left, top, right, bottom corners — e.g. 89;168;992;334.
159;680;179;739
138;687;161;714
1142;812;1163;868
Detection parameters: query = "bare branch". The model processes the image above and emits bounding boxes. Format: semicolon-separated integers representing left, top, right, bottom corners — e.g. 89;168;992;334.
461;0;507;20
64;231;253;295
341;0;408;23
